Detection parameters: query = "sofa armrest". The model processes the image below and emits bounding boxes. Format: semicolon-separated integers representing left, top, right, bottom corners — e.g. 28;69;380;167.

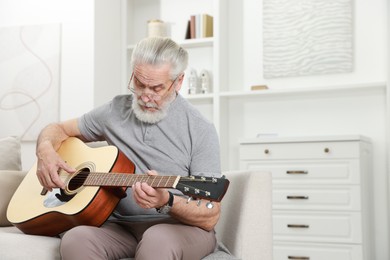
0;170;26;226
215;170;273;260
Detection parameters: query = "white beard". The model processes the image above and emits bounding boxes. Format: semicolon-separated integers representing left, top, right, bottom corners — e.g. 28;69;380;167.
131;91;176;124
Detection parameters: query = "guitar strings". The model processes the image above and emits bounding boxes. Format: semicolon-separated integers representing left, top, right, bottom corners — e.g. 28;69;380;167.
57;172;218;200
59;171;217;184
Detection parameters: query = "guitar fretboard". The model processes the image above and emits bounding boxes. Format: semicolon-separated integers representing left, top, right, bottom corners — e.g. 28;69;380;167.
83;173;180;188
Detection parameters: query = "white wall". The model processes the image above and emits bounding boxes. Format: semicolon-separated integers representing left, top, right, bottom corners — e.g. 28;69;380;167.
241;0;387;90
387;0;390;259
94;0;122;107
225;0;388;259
0;0;96;169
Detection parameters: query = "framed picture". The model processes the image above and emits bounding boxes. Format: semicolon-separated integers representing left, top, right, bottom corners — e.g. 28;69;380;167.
0;23;61;140
263;0;353;78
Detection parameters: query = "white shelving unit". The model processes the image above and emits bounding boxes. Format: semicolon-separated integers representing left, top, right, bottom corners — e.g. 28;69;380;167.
121;0;230;168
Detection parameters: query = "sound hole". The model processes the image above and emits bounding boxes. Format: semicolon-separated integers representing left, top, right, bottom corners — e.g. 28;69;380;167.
67;168;90;192
43;163;96;207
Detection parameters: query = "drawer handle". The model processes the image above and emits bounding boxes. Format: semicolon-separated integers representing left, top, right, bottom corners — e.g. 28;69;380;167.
287;224;310;228
324;147;330;153
287;195;309;200
264;149;270;154
286;170;308;174
288;256;310;260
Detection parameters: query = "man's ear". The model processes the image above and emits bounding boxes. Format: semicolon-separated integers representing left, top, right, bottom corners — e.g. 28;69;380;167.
175;73;185;92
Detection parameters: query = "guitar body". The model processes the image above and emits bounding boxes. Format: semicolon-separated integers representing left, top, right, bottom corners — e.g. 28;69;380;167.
7;138;135;236
7;138;230;237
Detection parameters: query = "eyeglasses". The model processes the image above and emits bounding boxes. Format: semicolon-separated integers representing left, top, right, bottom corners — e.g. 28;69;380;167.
128;72;180;101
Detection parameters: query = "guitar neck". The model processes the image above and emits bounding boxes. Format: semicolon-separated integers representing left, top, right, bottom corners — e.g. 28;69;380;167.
83;173;180;188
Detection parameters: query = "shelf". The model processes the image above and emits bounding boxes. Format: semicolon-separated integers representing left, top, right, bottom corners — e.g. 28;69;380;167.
219;82;386;99
180;82;386;103
178;38;214;48
127;37;213;51
240;134;372;144
184;93;214;100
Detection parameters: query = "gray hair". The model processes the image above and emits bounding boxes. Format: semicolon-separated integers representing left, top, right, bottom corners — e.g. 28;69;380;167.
131;37;188;80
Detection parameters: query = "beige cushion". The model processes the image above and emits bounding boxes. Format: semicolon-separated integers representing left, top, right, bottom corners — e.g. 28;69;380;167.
0;226;61;259
215;170;273;259
0;170;26;226
0;136;22;171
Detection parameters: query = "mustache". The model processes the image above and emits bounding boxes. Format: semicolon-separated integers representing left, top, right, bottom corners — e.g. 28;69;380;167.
138;99;158;109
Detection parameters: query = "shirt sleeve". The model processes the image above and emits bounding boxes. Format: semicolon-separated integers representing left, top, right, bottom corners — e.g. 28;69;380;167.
78;101;112;142
189;122;221;178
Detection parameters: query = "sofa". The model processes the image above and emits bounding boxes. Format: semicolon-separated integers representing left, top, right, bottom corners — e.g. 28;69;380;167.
0;136;273;259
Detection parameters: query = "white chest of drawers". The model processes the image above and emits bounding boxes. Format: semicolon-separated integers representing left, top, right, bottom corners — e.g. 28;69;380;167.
239;135;373;260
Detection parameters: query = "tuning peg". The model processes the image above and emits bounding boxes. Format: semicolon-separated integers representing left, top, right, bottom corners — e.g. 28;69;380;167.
206;201;214;209
197;200;202;207
186;197;193;204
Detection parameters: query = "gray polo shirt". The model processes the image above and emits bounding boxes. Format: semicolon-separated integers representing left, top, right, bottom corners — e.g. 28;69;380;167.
78;94;221;221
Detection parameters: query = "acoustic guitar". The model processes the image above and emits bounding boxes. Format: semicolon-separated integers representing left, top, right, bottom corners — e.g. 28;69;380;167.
7;137;229;237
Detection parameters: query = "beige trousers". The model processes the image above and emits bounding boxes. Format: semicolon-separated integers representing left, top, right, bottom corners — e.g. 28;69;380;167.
60;220;216;260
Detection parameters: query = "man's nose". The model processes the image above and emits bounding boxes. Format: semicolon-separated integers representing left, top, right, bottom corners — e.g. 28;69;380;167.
140;93;153;102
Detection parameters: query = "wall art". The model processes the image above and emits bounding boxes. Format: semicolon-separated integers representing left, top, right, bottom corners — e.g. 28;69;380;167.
263;0;353;78
0;23;61;140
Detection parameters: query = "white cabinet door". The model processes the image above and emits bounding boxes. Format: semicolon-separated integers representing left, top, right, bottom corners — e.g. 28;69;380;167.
274;242;363;260
273;211;362;243
273;185;361;211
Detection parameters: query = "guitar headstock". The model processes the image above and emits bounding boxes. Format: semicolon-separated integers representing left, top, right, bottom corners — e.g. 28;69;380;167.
176;175;230;202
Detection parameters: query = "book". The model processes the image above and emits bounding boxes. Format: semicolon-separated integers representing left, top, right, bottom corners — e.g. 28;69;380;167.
190;15;196;39
202;14;213;38
185;20;191;39
189;14;214;39
195;14;201;38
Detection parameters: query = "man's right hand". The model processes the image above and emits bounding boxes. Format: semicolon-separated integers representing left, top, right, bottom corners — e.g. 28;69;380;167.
36;141;76;191
35;119;81;191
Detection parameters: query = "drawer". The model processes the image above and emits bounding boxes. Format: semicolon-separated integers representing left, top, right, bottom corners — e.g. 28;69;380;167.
239;141;360;160
273;185;361;211
242;160;360;184
274;242;363;260
273;211;362;243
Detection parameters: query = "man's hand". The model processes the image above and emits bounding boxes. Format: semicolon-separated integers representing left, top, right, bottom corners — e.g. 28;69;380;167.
35;120;81;191
36;141;76;191
132;170;169;209
132;170;221;231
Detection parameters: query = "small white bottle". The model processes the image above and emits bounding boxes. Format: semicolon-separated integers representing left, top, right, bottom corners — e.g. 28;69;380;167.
188;68;198;95
199;69;211;94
